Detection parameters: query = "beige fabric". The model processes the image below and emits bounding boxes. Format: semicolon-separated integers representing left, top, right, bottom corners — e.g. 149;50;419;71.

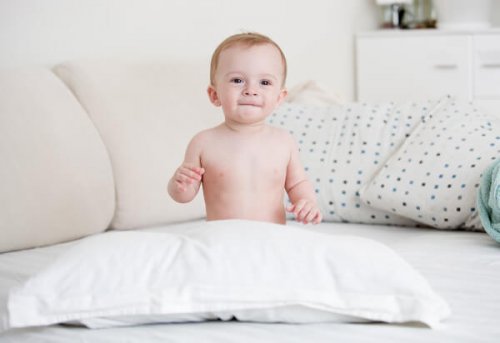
54;60;221;230
286;80;344;106
0;68;115;252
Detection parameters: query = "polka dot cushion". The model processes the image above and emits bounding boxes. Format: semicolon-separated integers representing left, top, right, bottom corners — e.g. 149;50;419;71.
269;99;446;225
359;98;500;229
269;103;333;220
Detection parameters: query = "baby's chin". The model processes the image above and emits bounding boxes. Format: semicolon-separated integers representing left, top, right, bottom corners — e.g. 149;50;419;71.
237;104;262;111
229;109;271;122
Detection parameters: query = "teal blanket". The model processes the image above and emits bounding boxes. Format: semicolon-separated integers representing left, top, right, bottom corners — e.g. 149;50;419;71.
478;159;500;243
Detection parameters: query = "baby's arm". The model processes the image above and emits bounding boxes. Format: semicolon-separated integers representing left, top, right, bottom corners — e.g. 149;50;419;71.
168;134;205;203
284;134;322;224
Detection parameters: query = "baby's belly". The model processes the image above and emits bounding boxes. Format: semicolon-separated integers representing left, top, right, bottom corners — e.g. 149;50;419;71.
203;188;286;224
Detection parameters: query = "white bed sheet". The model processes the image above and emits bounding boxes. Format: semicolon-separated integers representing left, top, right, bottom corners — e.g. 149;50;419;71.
1;220;499;342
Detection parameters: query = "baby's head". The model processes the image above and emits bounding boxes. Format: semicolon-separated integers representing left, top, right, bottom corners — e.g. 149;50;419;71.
209;32;287;88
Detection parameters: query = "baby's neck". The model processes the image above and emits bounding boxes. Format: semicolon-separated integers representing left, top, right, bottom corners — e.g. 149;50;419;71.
223;120;268;134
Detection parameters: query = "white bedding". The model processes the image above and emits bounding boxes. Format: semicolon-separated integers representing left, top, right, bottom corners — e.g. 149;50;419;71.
1;221;499;342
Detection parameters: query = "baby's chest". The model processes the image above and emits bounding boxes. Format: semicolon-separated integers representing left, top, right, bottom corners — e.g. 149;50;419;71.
201;145;288;186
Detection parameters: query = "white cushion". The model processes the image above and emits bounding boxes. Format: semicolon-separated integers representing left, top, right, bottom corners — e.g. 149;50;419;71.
360;97;500;229
8;220;450;329
286;80;343;106
270;100;443;226
53;59;221;230
0;68;115;252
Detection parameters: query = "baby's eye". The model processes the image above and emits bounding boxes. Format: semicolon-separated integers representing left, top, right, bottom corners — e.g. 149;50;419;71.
260;80;272;86
230;78;243;84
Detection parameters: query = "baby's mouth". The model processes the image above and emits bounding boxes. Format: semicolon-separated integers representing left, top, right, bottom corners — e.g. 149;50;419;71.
238;102;261;107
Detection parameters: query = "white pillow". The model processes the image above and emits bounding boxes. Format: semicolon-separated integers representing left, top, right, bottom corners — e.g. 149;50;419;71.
360;98;500;229
270;99;444;226
8;220;449;329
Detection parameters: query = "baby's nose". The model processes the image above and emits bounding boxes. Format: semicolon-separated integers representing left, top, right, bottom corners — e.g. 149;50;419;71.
243;83;258;96
243;88;258;96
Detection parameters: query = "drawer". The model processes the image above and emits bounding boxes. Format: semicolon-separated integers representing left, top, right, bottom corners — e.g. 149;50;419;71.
474;35;500;99
357;35;472;102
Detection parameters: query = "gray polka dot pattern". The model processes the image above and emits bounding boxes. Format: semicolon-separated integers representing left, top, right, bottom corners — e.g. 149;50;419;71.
269;98;446;225
360;97;500;230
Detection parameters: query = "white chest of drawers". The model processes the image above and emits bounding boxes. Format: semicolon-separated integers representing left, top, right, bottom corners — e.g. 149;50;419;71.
356;29;500;116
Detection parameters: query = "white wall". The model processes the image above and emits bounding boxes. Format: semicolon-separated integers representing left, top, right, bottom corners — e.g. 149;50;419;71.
0;0;378;101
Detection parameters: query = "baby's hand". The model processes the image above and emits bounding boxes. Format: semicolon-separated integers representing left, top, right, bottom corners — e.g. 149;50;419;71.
287;199;322;224
173;164;205;192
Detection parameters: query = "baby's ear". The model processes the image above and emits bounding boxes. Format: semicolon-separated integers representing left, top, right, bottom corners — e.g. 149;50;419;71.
207;86;221;107
277;88;288;106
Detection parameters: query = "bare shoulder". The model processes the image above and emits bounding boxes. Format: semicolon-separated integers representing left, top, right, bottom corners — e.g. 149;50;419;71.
188;125;220;146
268;125;292;139
268;125;295;146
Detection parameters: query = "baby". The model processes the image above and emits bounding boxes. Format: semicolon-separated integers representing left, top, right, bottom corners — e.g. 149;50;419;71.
168;32;322;225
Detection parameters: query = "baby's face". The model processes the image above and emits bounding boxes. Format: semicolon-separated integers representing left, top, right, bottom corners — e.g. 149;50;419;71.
208;43;287;126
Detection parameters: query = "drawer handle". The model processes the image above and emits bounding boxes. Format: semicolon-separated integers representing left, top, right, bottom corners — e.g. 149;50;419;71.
478;51;500;68
433;64;458;69
480;63;500;68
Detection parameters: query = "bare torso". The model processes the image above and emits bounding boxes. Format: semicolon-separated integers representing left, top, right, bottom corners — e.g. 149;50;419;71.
199;124;290;224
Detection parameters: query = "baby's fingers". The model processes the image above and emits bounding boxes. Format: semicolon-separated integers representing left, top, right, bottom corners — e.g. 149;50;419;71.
175;173;194;186
304;209;319;224
291;199;307;215
180;168;202;182
175;180;187;192
297;204;313;223
303;208;323;224
312;211;323;224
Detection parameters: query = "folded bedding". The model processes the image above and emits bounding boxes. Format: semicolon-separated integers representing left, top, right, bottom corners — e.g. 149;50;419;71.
479;159;500;242
6;220;450;331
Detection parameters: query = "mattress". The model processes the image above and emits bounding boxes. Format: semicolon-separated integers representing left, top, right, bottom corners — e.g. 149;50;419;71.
1;220;499;342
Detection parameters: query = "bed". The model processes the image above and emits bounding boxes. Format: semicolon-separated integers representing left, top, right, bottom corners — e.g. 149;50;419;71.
1;24;500;341
1;219;499;342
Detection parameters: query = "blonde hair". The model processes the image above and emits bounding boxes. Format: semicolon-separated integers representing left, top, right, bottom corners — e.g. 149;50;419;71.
209;32;287;87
